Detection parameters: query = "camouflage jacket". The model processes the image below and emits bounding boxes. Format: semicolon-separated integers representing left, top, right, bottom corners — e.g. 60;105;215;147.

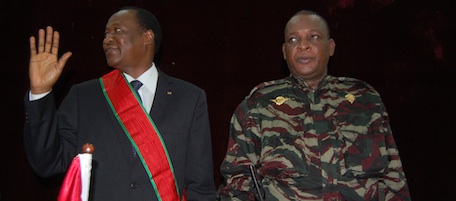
218;75;410;201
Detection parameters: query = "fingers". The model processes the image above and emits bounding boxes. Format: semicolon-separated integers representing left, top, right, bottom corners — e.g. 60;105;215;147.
51;30;60;55
33;26;61;55
44;26;53;53
37;28;45;53
58;52;73;69
29;36;37;56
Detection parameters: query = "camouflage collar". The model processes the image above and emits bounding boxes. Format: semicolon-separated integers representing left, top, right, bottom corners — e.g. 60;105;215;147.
290;74;332;91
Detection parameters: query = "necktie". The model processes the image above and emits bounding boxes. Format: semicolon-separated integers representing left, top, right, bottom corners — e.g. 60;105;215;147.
130;80;143;102
129;80;143;157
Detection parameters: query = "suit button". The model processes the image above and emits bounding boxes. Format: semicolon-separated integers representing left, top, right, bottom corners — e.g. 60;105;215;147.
130;182;138;189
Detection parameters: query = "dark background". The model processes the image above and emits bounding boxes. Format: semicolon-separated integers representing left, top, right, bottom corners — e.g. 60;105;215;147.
1;0;455;200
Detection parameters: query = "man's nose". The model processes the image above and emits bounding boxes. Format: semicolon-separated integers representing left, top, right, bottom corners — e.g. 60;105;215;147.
297;40;310;51
103;34;113;44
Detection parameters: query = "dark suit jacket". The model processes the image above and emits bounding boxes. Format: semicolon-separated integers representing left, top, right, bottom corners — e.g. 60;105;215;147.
24;71;216;201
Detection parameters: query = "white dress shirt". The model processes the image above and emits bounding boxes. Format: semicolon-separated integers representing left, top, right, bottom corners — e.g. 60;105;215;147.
123;64;158;113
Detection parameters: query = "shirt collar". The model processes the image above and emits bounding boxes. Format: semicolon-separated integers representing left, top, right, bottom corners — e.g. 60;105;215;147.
291;74;331;91
123;63;159;92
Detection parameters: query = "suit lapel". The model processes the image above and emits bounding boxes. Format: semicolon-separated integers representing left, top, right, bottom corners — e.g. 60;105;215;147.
150;71;174;125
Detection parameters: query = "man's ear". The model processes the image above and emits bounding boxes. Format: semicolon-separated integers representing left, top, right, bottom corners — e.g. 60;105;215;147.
144;30;155;45
329;38;336;56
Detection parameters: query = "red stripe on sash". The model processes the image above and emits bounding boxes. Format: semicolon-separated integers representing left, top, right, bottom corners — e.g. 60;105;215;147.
100;70;180;201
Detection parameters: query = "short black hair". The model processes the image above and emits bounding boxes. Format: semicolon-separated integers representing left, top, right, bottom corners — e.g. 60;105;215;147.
119;6;162;53
291;10;331;38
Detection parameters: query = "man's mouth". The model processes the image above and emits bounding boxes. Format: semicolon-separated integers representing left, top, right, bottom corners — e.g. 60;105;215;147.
296;56;313;64
104;47;119;55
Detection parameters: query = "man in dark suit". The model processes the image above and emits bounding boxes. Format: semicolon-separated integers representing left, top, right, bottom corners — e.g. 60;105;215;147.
24;6;216;201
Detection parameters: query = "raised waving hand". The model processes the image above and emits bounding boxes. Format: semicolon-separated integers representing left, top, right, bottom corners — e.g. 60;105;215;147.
29;26;72;94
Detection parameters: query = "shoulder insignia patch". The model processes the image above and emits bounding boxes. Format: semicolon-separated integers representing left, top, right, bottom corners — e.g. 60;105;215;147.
271;96;289;106
345;93;355;104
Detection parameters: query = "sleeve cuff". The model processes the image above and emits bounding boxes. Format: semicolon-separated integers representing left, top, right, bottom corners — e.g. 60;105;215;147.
29;90;51;101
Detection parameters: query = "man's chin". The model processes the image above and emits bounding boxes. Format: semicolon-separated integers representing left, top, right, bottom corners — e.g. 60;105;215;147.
106;59;118;68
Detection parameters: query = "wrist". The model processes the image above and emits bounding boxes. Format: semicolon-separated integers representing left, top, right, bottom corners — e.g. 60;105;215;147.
30;87;52;94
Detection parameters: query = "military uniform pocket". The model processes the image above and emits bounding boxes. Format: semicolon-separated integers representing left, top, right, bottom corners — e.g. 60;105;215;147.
336;114;388;179
260;113;310;182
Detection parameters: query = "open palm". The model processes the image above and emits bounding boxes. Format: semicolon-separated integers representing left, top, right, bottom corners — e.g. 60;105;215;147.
29;26;72;94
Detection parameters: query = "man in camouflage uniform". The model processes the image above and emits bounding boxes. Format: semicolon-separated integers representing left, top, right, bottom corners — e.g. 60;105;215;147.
218;10;411;201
